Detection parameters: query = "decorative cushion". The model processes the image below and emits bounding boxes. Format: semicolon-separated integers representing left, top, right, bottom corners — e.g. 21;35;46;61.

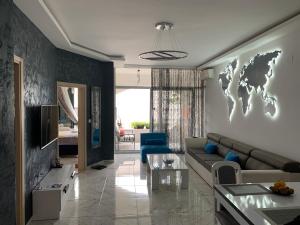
119;128;125;136
144;139;165;145
225;151;240;164
204;143;218;154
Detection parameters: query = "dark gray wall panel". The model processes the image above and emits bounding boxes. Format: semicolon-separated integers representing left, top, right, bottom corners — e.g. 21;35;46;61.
56;49;115;164
0;0;16;224
0;3;114;224
11;6;58;222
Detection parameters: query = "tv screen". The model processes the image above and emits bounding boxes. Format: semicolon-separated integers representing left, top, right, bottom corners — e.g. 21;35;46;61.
41;105;58;149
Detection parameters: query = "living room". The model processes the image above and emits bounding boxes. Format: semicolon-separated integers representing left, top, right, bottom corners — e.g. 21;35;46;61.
1;1;300;225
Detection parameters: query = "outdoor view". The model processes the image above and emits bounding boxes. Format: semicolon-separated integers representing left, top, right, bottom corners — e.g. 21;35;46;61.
115;88;150;151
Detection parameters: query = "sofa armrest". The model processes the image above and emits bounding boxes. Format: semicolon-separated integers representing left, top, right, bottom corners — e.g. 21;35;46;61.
241;170;300;183
185;137;207;150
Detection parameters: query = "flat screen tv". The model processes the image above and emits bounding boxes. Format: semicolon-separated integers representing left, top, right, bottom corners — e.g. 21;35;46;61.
41;105;58;149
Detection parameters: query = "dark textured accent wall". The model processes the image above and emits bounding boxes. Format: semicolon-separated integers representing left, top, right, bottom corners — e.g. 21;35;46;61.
0;0;16;224
56;49;115;164
0;3;114;224
12;6;58;221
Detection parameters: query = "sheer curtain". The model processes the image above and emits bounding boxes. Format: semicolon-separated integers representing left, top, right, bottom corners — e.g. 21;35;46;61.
151;68;204;152
57;86;78;123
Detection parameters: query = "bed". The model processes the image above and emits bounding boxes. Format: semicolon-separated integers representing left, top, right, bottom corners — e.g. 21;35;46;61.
58;126;78;155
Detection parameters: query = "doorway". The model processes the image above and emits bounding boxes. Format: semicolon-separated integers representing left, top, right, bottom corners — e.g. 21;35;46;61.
14;56;25;225
115;88;150;152
57;82;87;172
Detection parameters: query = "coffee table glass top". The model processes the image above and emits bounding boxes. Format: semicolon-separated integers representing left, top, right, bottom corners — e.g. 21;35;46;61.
147;154;188;170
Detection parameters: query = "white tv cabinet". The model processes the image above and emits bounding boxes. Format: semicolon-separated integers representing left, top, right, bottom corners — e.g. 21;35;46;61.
32;164;76;220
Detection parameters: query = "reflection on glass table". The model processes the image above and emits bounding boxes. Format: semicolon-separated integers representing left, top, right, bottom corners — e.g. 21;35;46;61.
214;182;300;225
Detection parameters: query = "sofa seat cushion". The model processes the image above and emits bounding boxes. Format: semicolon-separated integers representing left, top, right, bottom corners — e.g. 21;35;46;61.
141;145;170;152
191;153;223;171
187;147;206;156
245;157;275;170
250;149;300;172
196;154;224;161
140;145;171;163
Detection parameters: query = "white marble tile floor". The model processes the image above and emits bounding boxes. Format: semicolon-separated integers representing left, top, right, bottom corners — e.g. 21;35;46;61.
29;154;217;225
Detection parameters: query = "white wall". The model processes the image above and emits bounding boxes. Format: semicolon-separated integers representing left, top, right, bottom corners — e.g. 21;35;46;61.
205;22;300;161
116;68;151;87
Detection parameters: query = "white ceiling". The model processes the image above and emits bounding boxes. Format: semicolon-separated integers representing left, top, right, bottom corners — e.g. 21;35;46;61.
14;0;300;68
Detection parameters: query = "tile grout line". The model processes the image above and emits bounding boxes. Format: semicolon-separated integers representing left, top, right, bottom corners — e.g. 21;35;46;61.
99;176;108;206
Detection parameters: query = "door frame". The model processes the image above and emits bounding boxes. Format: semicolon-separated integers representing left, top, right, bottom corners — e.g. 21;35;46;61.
57;81;87;172
14;55;25;225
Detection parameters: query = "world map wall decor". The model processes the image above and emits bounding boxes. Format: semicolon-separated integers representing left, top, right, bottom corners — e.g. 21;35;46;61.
218;59;238;120
218;50;282;121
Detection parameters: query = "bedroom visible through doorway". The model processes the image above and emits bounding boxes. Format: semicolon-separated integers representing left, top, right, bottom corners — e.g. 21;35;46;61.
57;85;79;167
57;82;87;172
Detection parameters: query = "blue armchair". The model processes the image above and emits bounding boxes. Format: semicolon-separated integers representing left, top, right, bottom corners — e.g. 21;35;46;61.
140;133;172;163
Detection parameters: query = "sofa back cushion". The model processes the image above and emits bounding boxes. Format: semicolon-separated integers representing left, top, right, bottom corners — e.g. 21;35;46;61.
250;149;300;172
217;144;229;157
220;138;234;148
145;139;165;145
245;157;275;170
141;133;167;146
232;142;254;155
207;133;223;143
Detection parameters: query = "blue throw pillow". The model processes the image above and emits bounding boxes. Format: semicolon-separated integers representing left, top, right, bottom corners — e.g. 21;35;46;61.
145;139;165;145
225;151;240;163
204;143;218;154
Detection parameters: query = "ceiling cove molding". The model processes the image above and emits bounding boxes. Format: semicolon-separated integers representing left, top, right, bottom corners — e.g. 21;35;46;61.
39;0;125;62
197;10;300;69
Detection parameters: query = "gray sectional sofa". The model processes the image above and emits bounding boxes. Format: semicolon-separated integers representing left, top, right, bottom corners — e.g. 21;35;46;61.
185;133;300;187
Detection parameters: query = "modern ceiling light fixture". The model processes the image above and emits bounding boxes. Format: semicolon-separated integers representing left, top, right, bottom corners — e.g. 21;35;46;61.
139;22;188;61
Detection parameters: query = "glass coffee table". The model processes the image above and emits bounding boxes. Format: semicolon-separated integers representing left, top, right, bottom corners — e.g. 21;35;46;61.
146;154;189;190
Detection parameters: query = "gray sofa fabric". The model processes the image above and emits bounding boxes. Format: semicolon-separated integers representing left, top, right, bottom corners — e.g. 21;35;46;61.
187;133;300;173
219;138;233;148
245;157;275;170
207;133;222;143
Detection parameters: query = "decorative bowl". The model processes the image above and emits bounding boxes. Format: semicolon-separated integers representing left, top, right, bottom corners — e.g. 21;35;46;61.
269;186;294;196
163;159;174;165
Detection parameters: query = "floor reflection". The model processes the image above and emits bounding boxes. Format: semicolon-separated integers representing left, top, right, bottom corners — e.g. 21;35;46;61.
29;154;217;225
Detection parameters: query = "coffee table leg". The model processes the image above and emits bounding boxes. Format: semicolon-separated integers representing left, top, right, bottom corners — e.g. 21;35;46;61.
151;169;159;190
181;170;189;189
